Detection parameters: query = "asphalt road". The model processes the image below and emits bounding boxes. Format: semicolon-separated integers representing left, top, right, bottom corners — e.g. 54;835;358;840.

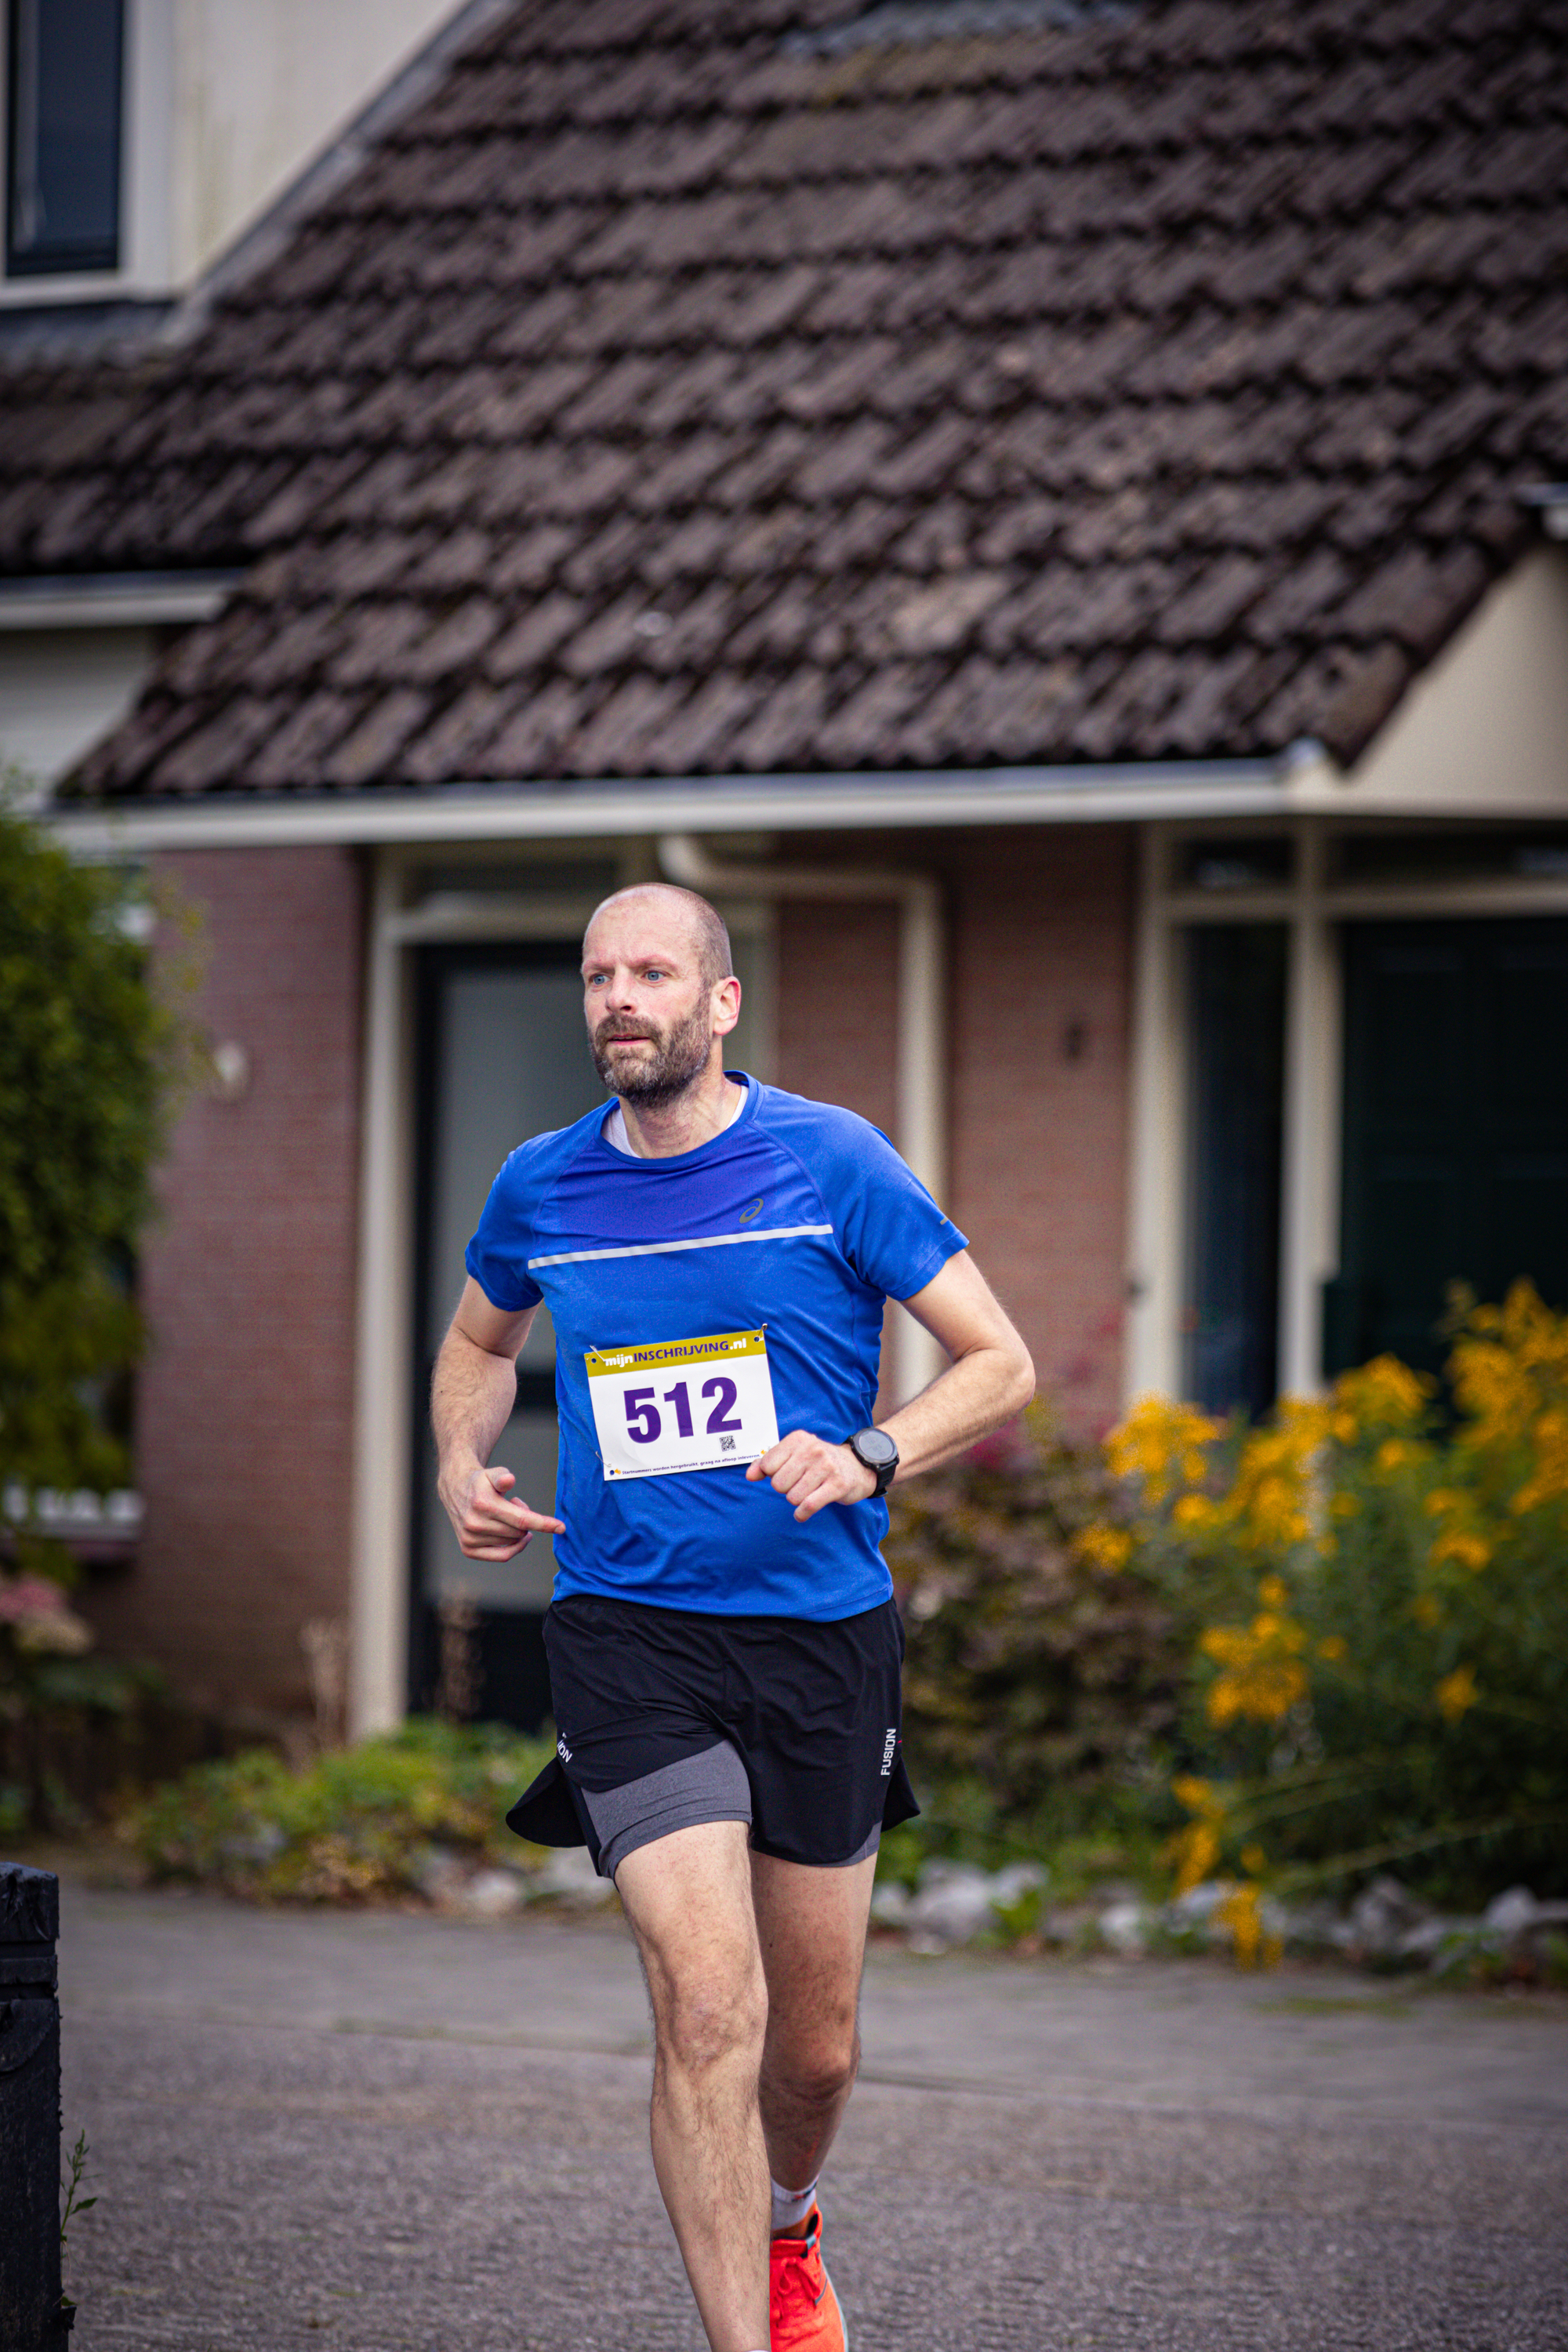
53;1876;1568;2351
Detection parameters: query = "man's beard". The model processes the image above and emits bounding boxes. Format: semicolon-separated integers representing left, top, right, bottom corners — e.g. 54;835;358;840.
590;1004;712;1106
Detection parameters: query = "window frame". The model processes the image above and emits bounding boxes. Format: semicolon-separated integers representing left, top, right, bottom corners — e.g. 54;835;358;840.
1126;816;1568;1408
5;0;126;278
0;0;170;305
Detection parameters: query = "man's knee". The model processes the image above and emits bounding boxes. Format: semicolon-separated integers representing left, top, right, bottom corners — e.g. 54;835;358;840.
655;1954;768;2076
767;2017;860;2108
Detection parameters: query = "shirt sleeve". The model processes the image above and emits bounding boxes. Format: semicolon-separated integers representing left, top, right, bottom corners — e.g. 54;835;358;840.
464;1149;545;1313
808;1109;967;1302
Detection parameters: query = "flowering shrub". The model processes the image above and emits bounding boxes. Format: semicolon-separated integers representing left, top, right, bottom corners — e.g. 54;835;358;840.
884;1413;1185;1864
1087;1285;1568;1945
0;1574;93;1655
0;1568;162;1834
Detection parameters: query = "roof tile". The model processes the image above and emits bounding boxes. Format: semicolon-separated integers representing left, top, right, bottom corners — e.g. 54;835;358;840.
486;593;585;676
567;672;687;773
387;526;485;593
405;597;502;679
480;677;590;777
322;688;434;786
1244;549;1356;642
1338;544;1490;659
816;663;930;768
641;670;758;772
1157;551;1270;643
728;670;829;771
1262;640;1411;763
146;695;279;796
401;682;511;781
246;691;365;790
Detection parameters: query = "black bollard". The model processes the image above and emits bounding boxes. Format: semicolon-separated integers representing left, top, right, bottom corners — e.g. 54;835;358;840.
0;1864;72;2350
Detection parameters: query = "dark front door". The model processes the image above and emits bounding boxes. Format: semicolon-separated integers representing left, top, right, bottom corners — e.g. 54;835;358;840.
1327;918;1568;1378
411;944;604;1728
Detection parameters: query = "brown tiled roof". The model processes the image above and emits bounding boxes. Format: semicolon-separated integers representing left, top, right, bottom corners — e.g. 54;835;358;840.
3;0;1564;799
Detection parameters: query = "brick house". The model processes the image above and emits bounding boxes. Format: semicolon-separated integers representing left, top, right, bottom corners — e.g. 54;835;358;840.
2;0;1566;1733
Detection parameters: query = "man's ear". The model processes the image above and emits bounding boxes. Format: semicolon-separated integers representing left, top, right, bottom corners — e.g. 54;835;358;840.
712;974;742;1036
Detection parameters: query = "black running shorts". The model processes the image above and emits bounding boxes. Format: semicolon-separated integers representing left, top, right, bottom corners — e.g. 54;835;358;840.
506;1594;919;1880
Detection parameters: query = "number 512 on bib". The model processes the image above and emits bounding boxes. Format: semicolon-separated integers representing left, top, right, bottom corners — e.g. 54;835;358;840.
584;1329;780;1480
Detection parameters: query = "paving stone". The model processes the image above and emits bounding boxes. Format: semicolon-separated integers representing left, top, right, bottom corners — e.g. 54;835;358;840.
54;1881;1568;2352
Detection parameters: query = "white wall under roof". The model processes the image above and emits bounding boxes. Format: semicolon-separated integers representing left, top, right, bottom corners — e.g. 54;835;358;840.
0;628;154;793
1344;545;1568;811
170;0;464;286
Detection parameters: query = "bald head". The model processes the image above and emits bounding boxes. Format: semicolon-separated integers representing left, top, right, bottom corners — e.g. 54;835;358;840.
583;883;732;994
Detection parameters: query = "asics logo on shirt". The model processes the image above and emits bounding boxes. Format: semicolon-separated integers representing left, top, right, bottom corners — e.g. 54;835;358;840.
737;1196;764;1224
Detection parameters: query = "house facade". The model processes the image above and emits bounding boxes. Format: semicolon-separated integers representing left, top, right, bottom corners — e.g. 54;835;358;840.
3;0;1566;1733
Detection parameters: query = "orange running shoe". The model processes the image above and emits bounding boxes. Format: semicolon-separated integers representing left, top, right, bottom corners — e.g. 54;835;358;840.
770;2208;847;2352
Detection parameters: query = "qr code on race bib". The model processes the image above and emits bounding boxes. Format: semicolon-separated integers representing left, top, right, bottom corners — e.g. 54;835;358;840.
720;1435;737;1454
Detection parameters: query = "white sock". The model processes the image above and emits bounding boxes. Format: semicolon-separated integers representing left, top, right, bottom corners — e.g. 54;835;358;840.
770;2175;819;2234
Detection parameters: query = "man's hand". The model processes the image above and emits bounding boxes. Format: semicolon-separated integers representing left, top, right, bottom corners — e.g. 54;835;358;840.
437;1457;566;1561
747;1432;877;1522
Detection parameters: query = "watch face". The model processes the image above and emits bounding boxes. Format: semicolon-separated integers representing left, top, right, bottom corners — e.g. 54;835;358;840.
858;1428;898;1467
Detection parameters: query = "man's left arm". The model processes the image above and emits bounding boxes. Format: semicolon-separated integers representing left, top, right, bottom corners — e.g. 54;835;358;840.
748;1250;1035;1522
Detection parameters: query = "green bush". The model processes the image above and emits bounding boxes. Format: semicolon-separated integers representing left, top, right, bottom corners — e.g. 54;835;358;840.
0;789;198;1517
123;1718;555;1901
884;1414;1185;1875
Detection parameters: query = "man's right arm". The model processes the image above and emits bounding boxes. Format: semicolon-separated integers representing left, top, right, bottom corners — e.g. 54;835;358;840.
432;1276;566;1559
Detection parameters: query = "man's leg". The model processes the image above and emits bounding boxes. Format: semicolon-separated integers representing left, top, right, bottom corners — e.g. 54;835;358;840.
615;1819;771;2352
750;1849;878;2219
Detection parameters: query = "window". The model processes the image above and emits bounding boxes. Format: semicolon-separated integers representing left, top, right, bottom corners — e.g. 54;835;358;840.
1182;924;1288;1420
5;0;124;278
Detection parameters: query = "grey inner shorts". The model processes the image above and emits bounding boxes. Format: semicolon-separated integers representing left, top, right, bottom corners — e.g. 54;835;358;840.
576;1737;883;1882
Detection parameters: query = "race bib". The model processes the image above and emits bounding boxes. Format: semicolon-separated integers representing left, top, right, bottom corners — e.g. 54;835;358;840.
585;1329;779;1480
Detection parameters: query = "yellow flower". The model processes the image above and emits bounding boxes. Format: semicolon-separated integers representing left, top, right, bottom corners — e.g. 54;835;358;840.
1429;1530;1490;1573
1174;1823;1220;1894
1411;1594;1442;1629
1317;1635;1347;1661
1257;1574;1288;1609
1172;1493;1213;1528
1376;1438;1411;1472
1105;1395;1221;1504
1205;1657;1308;1727
1240;1843;1267;1876
1074;1523;1134;1572
1214;1883;1281;1970
1200;1599;1311;1725
1172;1774;1224;1817
1435;1664;1478;1722
1335;1355;1432;1429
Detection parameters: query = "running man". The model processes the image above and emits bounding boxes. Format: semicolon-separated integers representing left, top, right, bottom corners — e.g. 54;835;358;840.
433;883;1033;2352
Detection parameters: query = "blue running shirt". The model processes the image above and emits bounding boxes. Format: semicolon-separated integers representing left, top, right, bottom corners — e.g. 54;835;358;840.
465;1075;967;1620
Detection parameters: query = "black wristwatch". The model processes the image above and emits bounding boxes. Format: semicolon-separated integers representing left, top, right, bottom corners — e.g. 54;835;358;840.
846;1425;899;1497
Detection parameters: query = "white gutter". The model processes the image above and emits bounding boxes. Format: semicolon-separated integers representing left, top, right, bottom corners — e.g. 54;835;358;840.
47;750;1328;852
0;572;240;628
659;832;946;1404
